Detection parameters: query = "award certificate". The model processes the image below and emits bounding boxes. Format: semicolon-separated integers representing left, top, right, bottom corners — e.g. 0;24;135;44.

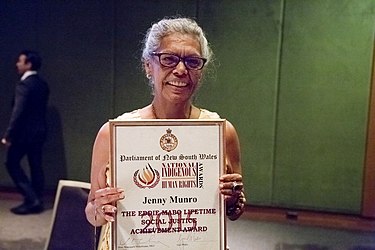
109;119;226;250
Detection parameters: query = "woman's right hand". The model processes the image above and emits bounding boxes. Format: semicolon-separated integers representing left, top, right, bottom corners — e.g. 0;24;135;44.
93;187;125;222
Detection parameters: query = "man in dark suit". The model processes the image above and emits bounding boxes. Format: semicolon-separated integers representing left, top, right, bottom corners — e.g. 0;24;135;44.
1;50;49;214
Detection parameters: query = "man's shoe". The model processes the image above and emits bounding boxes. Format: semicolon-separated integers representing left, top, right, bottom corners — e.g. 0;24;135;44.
10;201;44;215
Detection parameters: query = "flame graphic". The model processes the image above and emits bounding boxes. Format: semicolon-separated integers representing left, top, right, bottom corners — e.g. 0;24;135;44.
138;164;155;185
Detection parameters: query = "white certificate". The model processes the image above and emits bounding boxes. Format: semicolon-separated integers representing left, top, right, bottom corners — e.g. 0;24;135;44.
109;119;226;250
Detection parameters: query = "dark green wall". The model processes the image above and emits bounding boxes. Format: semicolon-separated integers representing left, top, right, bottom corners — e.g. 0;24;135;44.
0;0;374;214
273;0;375;213
197;0;284;208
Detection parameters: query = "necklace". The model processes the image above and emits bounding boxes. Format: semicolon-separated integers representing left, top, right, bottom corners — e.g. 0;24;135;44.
151;103;192;119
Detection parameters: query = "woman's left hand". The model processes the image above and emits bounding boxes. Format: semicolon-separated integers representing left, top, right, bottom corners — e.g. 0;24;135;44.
219;173;244;205
219;173;246;220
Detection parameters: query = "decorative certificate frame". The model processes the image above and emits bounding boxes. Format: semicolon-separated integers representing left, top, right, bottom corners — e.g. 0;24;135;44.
109;119;226;250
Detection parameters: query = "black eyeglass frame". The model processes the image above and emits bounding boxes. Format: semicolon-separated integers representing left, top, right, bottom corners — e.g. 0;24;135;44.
151;52;207;70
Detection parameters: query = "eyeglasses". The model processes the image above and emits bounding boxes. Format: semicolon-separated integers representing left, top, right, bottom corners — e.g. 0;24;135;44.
151;52;207;70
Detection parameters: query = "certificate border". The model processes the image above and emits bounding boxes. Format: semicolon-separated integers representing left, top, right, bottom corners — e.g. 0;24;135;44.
109;119;226;250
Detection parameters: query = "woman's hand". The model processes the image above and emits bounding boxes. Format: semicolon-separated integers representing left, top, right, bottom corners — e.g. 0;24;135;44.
219;173;246;220
93;187;125;222
220;173;243;203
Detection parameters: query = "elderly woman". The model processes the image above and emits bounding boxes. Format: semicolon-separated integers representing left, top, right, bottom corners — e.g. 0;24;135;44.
85;17;246;229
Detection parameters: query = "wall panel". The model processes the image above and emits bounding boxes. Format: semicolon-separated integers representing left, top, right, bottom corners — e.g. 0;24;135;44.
273;0;375;213
197;0;283;204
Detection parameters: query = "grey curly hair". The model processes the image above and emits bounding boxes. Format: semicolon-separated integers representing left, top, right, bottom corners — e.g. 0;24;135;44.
141;17;213;67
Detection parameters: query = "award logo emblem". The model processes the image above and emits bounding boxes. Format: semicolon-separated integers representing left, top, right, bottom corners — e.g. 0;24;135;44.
160;128;178;152
133;163;160;188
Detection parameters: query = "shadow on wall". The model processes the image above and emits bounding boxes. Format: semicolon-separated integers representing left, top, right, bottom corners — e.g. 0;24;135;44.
43;106;67;191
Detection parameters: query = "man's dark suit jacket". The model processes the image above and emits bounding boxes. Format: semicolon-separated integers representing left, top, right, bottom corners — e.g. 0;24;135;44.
4;74;49;145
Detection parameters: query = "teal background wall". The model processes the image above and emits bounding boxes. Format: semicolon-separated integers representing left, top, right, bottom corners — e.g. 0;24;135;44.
273;1;375;213
0;0;374;214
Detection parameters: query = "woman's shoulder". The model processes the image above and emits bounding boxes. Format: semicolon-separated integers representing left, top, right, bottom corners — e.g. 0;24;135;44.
115;109;142;120
197;109;237;135
198;108;220;119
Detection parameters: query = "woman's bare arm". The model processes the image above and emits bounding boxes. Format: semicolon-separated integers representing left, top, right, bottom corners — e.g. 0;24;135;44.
220;120;246;220
85;122;124;226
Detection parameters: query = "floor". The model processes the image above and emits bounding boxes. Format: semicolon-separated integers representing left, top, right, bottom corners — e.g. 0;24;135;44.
0;198;52;250
0;192;374;250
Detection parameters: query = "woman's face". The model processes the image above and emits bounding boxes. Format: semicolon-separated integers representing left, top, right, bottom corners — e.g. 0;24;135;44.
146;33;203;104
